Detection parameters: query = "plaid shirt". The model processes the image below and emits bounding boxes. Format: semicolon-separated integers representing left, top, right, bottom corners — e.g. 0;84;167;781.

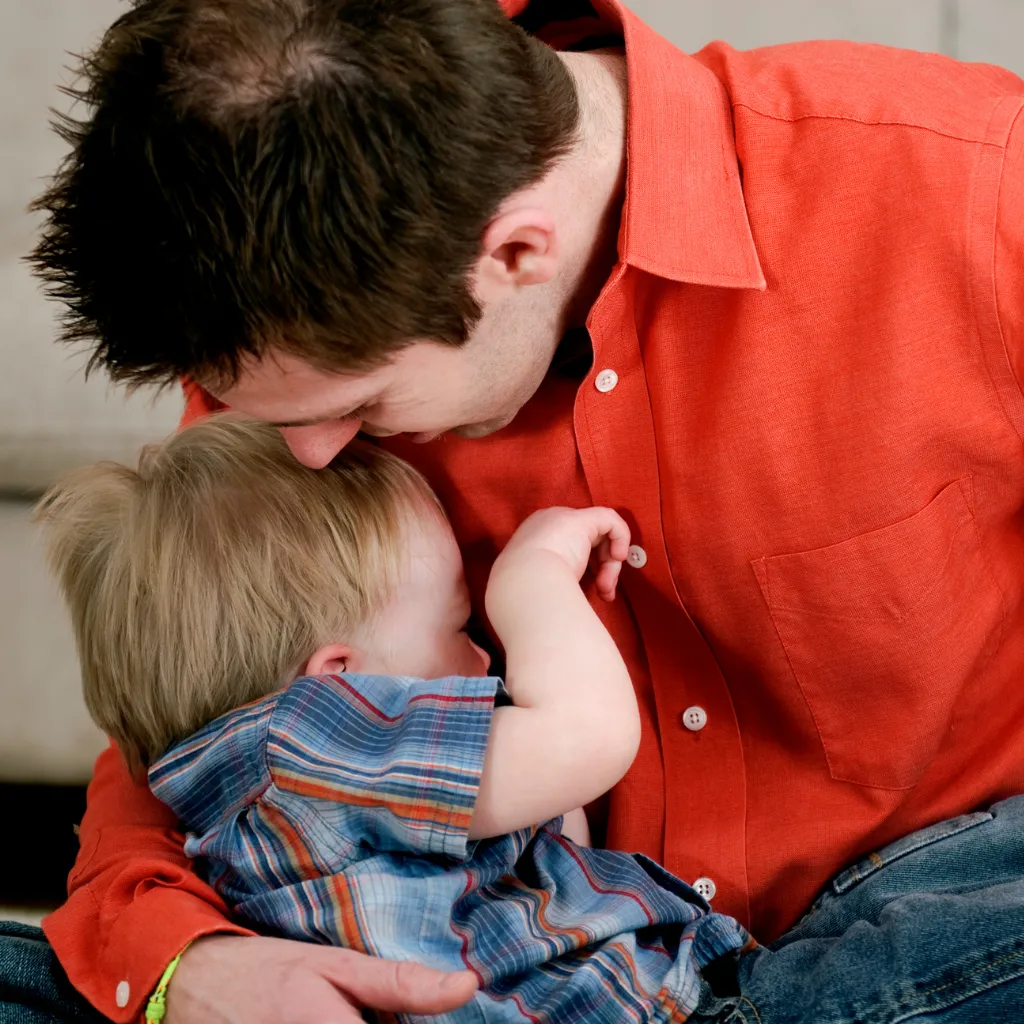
150;675;753;1022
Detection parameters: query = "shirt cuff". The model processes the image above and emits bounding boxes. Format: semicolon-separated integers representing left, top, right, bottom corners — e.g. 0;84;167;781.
44;885;253;1023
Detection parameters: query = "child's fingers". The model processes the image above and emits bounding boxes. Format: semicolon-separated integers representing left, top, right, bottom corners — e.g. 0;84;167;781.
580;509;629;601
594;556;623;601
590;533;624;601
579;507;631;558
603;512;631;563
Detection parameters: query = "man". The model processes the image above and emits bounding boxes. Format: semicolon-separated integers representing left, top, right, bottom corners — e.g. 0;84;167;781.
8;0;1024;1021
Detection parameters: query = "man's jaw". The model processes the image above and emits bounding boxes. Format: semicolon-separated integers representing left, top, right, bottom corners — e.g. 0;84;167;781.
399;414;518;445
452;414;518;440
409;430;447;444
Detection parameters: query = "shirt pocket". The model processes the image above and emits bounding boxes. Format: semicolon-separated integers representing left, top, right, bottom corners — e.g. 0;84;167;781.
752;477;1005;790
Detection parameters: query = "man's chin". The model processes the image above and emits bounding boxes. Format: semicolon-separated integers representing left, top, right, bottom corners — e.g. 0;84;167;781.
452;416;515;440
403;415;517;445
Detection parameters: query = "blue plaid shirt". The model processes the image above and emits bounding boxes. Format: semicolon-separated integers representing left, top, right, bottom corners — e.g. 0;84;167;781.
150;674;753;1022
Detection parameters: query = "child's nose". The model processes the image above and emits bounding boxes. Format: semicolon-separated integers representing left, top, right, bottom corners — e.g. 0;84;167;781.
279;420;363;468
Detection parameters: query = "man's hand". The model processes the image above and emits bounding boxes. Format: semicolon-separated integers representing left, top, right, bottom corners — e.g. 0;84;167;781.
166;934;478;1024
490;506;631;603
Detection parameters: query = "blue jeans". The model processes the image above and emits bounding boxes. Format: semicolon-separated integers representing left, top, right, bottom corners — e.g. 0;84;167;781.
695;795;1024;1022
4;797;1024;1023
0;923;107;1023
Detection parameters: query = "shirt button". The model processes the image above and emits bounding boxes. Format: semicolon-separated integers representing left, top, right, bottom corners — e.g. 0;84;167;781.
682;706;708;732
115;981;131;1008
694;877;717;901
627;545;648;569
595;368;619;393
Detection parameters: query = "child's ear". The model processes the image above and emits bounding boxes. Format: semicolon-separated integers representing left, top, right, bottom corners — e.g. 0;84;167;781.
304;644;355;678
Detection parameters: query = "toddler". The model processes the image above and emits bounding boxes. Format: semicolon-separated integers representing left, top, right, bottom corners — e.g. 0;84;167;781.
39;414;752;1023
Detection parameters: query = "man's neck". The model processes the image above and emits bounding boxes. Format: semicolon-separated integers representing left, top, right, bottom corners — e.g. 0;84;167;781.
557;49;629;330
478;49;629;379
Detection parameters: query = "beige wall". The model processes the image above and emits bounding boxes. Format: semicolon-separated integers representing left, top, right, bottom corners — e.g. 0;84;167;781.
625;0;1024;76
0;0;183;494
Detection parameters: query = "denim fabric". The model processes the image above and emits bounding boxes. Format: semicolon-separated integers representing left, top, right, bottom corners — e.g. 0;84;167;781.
0;923;107;1024
700;795;1024;1023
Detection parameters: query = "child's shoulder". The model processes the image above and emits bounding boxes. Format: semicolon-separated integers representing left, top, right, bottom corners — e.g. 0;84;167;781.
149;673;502;820
266;673;502;778
273;673;502;730
148;691;279;827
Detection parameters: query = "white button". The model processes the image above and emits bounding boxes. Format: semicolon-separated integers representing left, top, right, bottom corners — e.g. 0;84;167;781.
682;706;708;732
595;369;619;393
627;545;648;569
694;877;717;901
115;981;131;1008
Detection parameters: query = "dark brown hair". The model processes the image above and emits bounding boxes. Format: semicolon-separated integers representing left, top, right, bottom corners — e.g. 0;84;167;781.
30;0;579;388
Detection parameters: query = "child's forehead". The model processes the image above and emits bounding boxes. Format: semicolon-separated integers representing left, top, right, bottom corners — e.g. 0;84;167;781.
395;503;463;580
402;501;458;552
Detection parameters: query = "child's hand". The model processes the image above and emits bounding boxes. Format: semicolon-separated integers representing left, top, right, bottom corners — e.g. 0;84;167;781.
493;507;631;602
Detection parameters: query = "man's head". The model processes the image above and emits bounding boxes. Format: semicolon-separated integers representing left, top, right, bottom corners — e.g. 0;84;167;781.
32;0;587;465
37;414;488;774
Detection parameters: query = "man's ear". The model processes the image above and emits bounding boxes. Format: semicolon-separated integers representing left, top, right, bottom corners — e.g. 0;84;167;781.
304;643;356;678
474;206;559;303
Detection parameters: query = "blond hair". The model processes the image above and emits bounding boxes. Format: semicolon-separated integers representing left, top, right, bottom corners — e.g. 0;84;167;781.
36;414;437;775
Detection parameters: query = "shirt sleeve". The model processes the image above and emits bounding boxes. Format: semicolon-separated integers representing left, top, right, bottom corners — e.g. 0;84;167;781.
42;742;252;1024
995;102;1024;405
266;674;500;860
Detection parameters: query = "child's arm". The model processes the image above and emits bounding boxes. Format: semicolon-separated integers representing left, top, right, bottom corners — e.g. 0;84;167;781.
560;807;592;847
469;507;640;840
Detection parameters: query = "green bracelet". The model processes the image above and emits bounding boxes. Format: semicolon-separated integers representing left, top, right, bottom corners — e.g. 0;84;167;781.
144;943;192;1023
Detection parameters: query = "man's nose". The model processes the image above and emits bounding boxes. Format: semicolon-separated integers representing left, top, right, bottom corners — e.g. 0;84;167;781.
279;420;363;468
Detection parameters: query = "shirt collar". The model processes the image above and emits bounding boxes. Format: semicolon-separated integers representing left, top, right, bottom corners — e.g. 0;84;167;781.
501;0;766;290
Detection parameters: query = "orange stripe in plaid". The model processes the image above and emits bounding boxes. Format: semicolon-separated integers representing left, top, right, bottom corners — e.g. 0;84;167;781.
274;772;473;832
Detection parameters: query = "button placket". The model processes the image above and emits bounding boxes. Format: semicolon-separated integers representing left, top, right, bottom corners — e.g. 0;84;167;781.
576;276;751;926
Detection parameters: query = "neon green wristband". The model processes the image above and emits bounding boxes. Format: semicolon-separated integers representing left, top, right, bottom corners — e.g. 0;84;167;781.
144;942;192;1023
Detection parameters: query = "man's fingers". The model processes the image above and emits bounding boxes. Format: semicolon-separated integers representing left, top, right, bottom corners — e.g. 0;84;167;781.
318;950;478;1015
164;936;458;1024
286;975;366;1024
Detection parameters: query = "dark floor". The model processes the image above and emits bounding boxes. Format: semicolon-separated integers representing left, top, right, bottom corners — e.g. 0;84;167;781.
0;783;87;906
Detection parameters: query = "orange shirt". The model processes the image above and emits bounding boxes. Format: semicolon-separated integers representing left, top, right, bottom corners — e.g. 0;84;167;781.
45;1;1024;1020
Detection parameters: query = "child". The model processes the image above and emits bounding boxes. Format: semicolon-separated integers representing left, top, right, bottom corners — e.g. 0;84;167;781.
38;414;753;1023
